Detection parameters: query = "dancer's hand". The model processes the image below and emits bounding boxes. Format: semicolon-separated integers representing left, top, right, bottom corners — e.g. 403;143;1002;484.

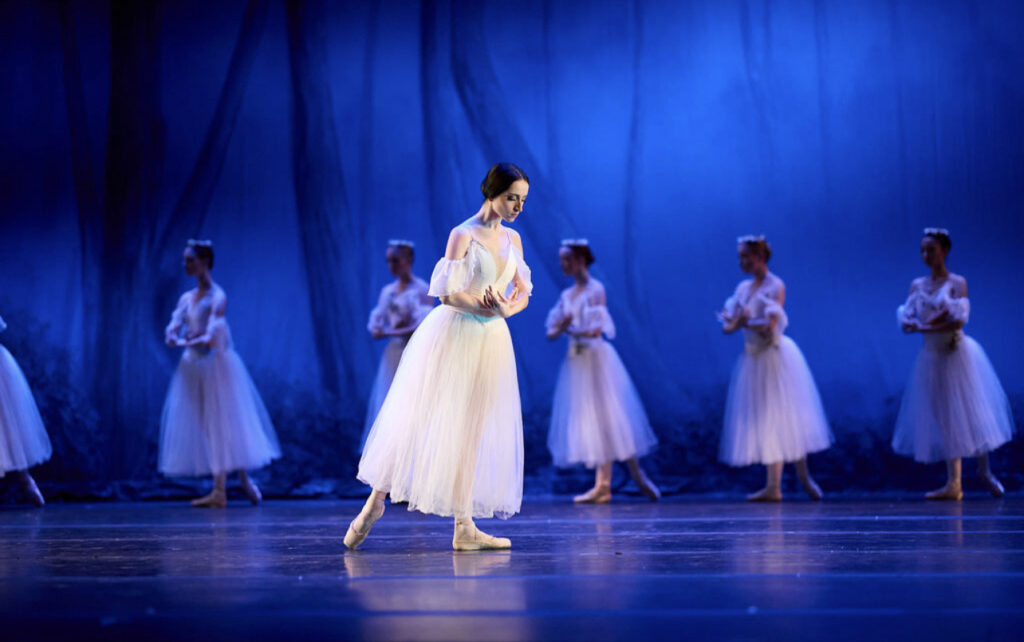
371;327;384;339
901;320;920;333
483;286;514;318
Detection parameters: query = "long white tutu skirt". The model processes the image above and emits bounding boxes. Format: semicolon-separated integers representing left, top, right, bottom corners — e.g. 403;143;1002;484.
892;331;1014;463
0;345;51;476
720;335;833;466
159;347;281;476
359;337;407;450
547;340;658;468
358;305;524;520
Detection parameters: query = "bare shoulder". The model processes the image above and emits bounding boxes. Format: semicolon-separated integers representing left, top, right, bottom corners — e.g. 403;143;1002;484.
588;277;606;293
506;227;523;249
445;226;474;259
949;272;968;295
210;285;228;313
909;276;927;293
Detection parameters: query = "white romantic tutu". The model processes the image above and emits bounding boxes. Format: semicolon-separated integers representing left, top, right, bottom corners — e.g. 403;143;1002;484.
358;305;524;519
548;338;658;467
720;333;833;466
159;344;281;476
892;331;1014;463
0;345;52;476
360;337;407;449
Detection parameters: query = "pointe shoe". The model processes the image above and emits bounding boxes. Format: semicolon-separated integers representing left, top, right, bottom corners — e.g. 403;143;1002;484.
925;482;963;501
979;474;1005;498
452;520;511;551
21;475;45;508
631;469;661;501
191;488;227;508
240;477;263;505
799;476;823;501
573;485;612;504
344;500;385;550
747;486;782;502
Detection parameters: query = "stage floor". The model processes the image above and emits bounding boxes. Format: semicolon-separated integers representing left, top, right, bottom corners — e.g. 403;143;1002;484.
1;497;1023;641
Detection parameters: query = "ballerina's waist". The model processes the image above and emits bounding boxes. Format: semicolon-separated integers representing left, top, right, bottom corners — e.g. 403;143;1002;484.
440;303;504;324
922;329;964;352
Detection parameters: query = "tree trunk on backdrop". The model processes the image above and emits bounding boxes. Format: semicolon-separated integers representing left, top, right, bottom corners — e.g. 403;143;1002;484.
286;0;372;402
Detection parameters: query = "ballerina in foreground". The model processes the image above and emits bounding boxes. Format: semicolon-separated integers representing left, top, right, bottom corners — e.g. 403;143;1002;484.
0;313;51;507
718;236;832;501
892;228;1013;500
346;163;533;551
159;239;281;507
545;239;660;503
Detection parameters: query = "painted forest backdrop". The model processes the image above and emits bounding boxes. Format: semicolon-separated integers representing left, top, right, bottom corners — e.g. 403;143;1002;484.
1;0;1023;500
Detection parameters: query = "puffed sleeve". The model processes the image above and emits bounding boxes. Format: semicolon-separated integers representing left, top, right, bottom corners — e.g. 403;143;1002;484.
428;250;480;297
896;284;919;328
545;297;567;335
720;282;745;326
756;286;789;335
164;296;188;344
367;286;390;333
405;281;435;326
511;253;533;298
945;296;970;325
0;314;7;333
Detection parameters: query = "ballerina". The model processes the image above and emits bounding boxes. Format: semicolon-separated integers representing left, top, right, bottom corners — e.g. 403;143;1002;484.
159;239;281;508
893;228;1013;500
346;162;533;551
718;236;832;501
0;313;50;507
361;240;434;449
545;239;660;503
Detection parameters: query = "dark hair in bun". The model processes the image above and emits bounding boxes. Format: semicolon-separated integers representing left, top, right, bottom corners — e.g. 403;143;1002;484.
480;162;529;200
738;235;772;262
923;228;952;253
187;239;215;269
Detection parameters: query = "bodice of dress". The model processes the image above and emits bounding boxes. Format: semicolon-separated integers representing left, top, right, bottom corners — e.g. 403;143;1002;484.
428;230;533;302
545;282;615;354
368;278;433;338
165;290;232;354
722;274;788;351
897;278;970;352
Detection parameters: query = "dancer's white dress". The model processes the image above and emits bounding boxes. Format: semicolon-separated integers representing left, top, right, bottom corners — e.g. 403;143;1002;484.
361;278;434;447
159;290;281;476
0;315;52;477
719;274;833;466
545;281;658;468
892;277;1014;463
358;230;532;519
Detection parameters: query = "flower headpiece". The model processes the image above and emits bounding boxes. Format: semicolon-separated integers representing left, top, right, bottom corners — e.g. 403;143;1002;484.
187;238;213;248
736;234;767;244
560;238;589;247
923;227;950;239
388;239;415;249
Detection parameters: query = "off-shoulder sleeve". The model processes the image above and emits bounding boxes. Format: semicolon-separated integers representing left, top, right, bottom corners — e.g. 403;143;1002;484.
408;281;435;325
0;314;6;333
582;303;616;339
513;254;533;297
720;282;745;324
756;288;789;335
545;297;566;334
428;250;479;297
164;296;188;343
945;296;970;324
896;286;919;328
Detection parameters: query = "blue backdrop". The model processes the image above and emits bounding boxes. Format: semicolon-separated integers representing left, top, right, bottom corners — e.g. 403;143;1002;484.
1;0;1022;500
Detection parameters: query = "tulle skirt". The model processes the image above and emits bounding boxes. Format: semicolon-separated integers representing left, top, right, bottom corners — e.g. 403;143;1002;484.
547;339;658;468
358;305;524;520
0;345;51;476
720;334;833;466
360;337;407;450
159;346;281;476
892;331;1014;463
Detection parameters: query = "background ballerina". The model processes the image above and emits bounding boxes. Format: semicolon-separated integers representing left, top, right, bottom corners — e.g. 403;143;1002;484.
159;239;281;508
346;163;532;552
717;236;832;501
0;313;51;507
892;228;1014;500
361;240;434;449
545;239;660;503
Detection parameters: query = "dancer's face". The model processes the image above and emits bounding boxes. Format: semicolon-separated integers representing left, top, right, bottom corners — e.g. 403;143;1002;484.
386;246;412;277
737;244;763;274
920;236;946;268
559;247;582;276
490;180;529;223
183;247;208;276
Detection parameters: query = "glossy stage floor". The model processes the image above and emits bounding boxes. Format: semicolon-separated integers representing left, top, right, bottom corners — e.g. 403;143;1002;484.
1;497;1023;641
